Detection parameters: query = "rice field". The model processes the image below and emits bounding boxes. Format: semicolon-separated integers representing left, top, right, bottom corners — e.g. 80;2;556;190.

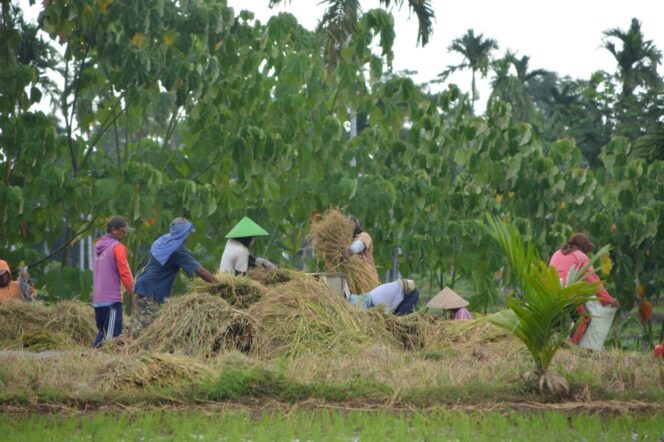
1;409;662;441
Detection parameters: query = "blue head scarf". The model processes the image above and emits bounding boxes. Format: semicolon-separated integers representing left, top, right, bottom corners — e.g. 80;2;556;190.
150;218;195;266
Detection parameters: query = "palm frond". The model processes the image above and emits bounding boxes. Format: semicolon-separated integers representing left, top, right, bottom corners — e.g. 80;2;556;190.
482;216;598;374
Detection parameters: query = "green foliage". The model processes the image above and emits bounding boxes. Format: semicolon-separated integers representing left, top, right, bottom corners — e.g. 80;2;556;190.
481;217;599;374
0;5;662;354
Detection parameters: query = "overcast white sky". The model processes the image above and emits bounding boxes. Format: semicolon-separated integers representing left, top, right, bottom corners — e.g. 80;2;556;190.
18;0;664;112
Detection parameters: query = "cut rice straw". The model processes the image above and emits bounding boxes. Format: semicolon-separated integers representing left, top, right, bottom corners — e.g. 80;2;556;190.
0;299;96;350
367;311;436;351
247;266;303;286
99;352;214;390
250;275;395;357
311;209;380;294
191;272;267;309
132;294;257;358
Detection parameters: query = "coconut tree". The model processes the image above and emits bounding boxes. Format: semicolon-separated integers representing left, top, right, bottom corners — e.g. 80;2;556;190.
438;29;498;111
269;0;435;52
602;18;663;99
489;51;549;124
481;217;606;395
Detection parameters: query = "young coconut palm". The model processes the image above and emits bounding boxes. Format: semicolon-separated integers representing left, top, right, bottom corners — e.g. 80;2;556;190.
481;217;608;395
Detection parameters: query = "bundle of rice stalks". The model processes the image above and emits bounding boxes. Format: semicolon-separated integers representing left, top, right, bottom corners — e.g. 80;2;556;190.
0;300;96;350
367;311;436;351
249;276;395;357
49;300;97;342
343;255;381;295
310;209;354;267
100;352;214;390
16;328;76;352
424;313;514;352
132;294;257;358
191;273;267;309
310;209;380;294
247;266;303;286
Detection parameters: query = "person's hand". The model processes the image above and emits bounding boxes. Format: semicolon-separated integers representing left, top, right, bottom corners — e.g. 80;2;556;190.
255;257;276;269
340;248;352;262
607;298;619;308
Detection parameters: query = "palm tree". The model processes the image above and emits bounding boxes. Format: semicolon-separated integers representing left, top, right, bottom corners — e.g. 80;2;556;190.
481;217;605;395
489;51;548;123
602;18;663;98
269;0;435;53
438;29;498;110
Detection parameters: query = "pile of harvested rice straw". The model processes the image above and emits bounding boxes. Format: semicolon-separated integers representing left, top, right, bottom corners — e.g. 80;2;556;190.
367;310;436;351
100;352;214;390
0;299;96;350
247;266;302;286
132;294;257;358
423;313;514;352
250;276;393;357
191;273;267;309
311;209;380;294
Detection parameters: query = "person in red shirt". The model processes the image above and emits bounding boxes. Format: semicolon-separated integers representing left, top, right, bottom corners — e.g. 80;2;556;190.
92;216;134;347
549;233;619;350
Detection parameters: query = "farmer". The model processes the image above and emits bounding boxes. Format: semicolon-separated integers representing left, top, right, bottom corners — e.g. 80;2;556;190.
349;279;419;315
219;216;275;275
549;233;619;350
92;216;134;347
340;215;374;264
129;217;219;336
426;287;473;320
0;260;36;303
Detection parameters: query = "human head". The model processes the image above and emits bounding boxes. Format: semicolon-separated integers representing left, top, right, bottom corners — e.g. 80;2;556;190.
562;233;594;255
0;260;11;288
106;216;132;241
400;278;416;295
169;217;195;238
236;236;255;248
350;215;362;236
171;217;189;226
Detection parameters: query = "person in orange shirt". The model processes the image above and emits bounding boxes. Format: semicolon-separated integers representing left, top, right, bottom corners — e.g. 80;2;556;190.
340;216;375;263
0;260;36;303
340;215;380;283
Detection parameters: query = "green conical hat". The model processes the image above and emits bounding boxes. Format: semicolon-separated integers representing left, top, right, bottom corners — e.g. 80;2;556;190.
225;216;269;238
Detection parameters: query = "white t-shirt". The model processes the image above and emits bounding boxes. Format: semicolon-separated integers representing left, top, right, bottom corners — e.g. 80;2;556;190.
219;239;250;274
368;280;404;312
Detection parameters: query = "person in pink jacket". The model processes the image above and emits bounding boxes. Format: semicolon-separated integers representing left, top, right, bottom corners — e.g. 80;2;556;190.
92;216;134;347
549;233;618;349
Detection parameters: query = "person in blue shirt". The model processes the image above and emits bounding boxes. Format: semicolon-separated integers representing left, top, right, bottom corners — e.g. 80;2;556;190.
128;217;218;336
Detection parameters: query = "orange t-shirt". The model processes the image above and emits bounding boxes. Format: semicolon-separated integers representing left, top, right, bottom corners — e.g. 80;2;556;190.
356;232;374;264
0;281;21;303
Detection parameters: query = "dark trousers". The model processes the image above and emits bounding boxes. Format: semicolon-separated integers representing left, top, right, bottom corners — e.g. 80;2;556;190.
93;302;123;348
394;289;420;316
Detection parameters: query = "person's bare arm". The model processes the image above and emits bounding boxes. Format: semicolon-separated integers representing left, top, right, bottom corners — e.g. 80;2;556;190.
195;267;219;284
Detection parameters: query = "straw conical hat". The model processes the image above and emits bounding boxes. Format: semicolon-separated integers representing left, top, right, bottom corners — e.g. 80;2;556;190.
426;287;469;309
225;216;269;238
